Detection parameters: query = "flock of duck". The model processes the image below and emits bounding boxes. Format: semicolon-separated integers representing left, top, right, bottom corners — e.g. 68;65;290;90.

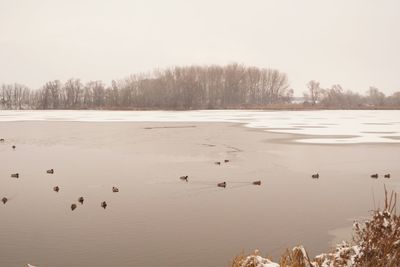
2;138;260;209
180;159;262;188
2;137;392;208
370;173;391;179
311;173;391;179
1;140;119;210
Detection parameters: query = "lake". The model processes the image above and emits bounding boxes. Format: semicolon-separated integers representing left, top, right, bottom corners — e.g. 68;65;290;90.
0;110;399;267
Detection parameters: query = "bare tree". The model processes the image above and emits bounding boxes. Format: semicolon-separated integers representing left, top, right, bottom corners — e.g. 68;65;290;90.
387;92;400;107
306;80;321;105
367;87;385;107
3;64;398;110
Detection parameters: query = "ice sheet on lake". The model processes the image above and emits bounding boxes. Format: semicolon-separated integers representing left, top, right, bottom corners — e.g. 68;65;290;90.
1;110;400;144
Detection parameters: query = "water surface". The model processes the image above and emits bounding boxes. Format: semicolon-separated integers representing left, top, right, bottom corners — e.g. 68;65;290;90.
0;110;399;266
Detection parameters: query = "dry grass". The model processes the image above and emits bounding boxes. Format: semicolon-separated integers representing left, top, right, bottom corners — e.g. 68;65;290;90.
351;186;399;267
230;251;247;267
280;246;313;267
230;187;400;267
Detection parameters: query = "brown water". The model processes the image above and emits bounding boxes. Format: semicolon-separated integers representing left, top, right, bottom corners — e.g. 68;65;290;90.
0;121;399;267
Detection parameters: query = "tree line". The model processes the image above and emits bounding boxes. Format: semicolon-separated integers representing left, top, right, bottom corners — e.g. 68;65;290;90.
303;80;400;109
0;64;293;110
1;64;399;110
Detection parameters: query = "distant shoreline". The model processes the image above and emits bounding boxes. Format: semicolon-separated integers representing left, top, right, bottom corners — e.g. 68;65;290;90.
1;106;400;111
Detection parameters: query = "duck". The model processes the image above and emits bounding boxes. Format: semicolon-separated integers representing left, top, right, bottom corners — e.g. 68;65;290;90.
71;204;77;211
0;138;4;142
47;169;54;174
112;187;119;193
312;173;319;179
217;182;226;188
370;173;378;179
2;197;7;204
101;201;107;209
180;175;188;182
384;174;391;178
252;180;261;185
53;186;60;192
12;145;16;150
11;173;19;178
78;197;84;204
224;159;230;163
214;161;221;165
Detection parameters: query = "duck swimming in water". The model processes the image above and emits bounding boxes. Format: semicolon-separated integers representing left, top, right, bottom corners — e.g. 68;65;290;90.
78;197;84;204
180;175;188;182
312;173;319;179
252;180;261;185
101;201;107;209
2;197;7;204
384;173;391;178
11;173;19;178
47;169;54;174
217;182;226;188
53;186;60;192
112;187;119;193
371;174;378;179
71;204;77;211
12;145;16;150
214;161;221;165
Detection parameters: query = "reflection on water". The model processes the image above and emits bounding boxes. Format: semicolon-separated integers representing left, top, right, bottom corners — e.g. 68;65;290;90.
1;110;400;144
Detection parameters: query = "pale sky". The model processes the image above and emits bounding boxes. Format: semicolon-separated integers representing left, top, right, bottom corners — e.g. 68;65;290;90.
0;0;399;95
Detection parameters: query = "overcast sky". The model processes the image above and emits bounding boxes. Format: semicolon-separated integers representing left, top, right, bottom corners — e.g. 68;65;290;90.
0;0;399;95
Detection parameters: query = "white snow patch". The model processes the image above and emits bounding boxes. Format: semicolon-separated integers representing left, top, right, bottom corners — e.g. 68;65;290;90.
1;110;400;144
